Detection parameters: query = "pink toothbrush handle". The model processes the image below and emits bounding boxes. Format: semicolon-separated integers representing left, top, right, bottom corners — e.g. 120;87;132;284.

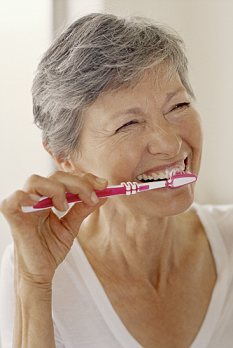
22;173;197;213
32;186;126;210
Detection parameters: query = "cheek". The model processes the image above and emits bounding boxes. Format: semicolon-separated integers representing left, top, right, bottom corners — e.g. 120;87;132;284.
99;140;144;181
77;134;143;182
178;114;203;150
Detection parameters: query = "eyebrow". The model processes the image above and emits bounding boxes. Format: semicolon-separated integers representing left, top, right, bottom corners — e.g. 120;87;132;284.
111;87;186;119
165;87;185;103
111;107;143;119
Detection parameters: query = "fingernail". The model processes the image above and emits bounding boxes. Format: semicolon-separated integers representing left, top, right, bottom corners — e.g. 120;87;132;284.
95;177;107;184
29;194;41;202
91;191;99;204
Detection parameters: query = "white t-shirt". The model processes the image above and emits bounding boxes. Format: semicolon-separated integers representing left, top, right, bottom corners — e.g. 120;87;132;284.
1;203;233;348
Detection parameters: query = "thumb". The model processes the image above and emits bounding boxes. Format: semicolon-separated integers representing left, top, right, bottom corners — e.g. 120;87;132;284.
60;198;107;235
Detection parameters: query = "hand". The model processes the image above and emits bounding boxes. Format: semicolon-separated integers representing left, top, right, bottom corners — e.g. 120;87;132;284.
0;171;108;286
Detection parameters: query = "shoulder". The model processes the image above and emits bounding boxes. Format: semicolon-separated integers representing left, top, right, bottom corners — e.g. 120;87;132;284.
193;203;233;231
0;244;15;346
193;203;233;260
0;243;16;309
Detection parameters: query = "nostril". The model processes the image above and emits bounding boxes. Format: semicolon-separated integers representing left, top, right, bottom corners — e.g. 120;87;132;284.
147;131;182;158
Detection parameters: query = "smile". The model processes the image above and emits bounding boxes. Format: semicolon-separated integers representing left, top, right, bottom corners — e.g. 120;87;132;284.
136;157;191;182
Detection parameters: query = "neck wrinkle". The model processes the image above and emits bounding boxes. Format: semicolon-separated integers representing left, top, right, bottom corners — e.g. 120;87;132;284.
78;200;184;288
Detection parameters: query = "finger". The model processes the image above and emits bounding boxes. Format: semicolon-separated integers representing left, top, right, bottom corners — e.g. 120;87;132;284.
23;174;69;212
80;173;108;190
48;171;108;207
23;172;108;212
0;190;40;216
60;198;108;235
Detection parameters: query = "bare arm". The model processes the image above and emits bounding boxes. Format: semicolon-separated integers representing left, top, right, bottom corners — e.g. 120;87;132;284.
0;171;108;347
13;280;55;348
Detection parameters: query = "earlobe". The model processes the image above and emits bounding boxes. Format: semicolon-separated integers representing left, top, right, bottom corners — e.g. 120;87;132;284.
59;160;75;173
51;155;74;173
43;140;84;174
42;141;71;172
56;158;84;174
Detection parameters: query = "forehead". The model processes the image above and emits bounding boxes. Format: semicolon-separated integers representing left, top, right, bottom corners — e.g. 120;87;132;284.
82;67;186;127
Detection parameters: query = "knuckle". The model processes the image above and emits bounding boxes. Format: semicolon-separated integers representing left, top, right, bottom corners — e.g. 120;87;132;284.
0;198;7;212
79;172;92;182
80;173;95;189
80;180;93;194
49;171;64;180
14;189;25;200
0;190;24;213
83;173;95;181
9;190;25;203
56;183;66;197
24;174;41;188
29;174;41;182
47;178;66;198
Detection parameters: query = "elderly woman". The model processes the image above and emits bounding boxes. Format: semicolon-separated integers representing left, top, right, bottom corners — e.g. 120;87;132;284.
1;13;233;348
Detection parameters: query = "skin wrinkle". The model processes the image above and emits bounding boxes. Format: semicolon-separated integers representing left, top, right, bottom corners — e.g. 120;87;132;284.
85;195;182;288
99;81;185;158
9;15;214;348
68;67;202;287
33;14;195;161
52;67;217;348
148;124;182;158
79;82;186;164
78;69;198;178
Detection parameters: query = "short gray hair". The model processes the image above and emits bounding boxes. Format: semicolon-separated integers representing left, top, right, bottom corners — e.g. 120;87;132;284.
32;13;194;160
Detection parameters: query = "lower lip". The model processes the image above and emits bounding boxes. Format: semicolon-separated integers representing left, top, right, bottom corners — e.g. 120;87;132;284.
156;186;186;191
142;184;190;192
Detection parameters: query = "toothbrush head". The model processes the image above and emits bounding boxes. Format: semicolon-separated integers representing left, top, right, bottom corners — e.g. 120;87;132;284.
166;172;197;188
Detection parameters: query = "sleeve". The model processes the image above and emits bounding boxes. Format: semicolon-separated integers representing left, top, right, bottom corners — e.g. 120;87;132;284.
0;244;15;348
216;205;233;265
54;322;66;348
206;205;233;260
0;244;66;348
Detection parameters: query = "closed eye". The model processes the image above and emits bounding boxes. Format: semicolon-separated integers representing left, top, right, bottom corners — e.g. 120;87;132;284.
171;102;190;112
116;120;139;133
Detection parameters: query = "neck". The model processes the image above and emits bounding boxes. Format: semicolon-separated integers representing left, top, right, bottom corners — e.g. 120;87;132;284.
78;199;191;287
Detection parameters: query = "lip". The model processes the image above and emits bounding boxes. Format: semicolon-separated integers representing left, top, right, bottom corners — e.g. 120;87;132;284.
138;157;188;177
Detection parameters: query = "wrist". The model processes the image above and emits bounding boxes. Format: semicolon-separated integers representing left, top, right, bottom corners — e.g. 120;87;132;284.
16;278;53;301
14;279;55;348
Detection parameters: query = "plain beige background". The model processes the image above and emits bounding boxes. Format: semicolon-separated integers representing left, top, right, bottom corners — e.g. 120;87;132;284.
1;0;233;273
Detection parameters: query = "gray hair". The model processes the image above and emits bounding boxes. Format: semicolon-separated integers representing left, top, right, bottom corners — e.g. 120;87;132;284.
32;13;194;160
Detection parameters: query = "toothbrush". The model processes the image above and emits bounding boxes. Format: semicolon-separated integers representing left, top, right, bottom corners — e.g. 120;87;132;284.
22;172;197;213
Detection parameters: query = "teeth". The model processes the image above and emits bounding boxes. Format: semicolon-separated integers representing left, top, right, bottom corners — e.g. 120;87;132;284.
136;163;186;181
185;157;191;173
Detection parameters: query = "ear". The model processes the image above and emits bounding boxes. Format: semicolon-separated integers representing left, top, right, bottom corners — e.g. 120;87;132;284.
55;157;75;173
56;157;85;174
43;141;83;174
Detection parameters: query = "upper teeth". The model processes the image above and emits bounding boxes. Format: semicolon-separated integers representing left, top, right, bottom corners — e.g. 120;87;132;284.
136;164;186;181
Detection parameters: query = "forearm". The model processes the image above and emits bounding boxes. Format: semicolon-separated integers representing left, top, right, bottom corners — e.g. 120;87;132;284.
13;281;55;348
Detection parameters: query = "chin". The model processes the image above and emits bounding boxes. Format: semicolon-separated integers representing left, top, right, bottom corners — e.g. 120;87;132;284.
163;194;194;216
137;184;195;217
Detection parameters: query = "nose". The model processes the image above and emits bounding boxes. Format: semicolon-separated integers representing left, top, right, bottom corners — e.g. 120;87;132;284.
147;123;182;158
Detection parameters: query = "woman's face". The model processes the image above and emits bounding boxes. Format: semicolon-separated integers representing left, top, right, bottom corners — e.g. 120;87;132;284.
73;67;202;216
